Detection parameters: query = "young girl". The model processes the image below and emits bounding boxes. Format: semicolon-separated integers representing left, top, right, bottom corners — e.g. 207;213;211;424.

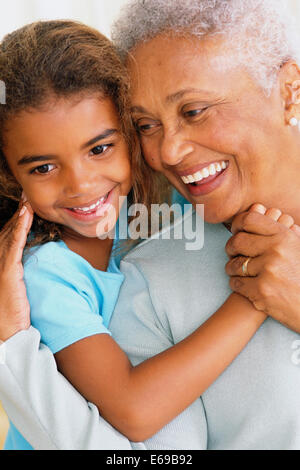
0;20;285;450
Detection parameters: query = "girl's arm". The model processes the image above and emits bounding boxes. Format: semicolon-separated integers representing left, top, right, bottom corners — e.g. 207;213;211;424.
55;293;266;442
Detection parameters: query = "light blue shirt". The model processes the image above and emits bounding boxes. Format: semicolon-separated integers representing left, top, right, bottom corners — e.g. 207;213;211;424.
5;239;124;450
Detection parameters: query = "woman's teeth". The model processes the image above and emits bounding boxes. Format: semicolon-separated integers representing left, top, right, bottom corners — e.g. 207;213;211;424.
71;194;108;213
181;161;228;184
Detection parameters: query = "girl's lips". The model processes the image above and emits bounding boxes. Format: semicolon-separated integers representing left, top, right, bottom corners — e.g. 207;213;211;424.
63;188;114;222
184;165;228;197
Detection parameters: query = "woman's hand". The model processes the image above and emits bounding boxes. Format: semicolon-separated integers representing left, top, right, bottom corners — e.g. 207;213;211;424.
225;204;300;333
0;201;33;341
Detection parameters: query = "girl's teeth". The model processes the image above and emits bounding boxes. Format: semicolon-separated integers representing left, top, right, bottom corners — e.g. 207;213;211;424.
181;161;228;184
73;195;107;212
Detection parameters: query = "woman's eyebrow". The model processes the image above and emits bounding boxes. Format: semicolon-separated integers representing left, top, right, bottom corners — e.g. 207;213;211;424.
131;89;215;113
130;105;149;114
81;128;119;149
166;88;214;104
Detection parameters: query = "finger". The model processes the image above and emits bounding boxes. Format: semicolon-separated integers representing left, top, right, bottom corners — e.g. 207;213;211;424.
21;191;28;203
249;204;267;215
0;200;32;243
231;211;287;236
0;216;20;247
0;199;27;235
291;224;300;237
226;232;272;258
277;214;295;229
226;255;262;277
265;208;282;221
249;205;294;228
5;204;33;265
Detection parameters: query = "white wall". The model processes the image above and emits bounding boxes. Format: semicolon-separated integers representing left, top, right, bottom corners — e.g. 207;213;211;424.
0;0;126;39
0;0;299;41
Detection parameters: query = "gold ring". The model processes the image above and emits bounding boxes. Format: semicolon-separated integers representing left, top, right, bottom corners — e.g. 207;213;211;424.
242;257;251;277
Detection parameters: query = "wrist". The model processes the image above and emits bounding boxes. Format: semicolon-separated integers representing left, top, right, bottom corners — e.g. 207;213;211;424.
0;325;29;343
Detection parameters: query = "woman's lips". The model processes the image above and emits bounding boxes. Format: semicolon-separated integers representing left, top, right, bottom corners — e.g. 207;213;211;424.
182;163;229;197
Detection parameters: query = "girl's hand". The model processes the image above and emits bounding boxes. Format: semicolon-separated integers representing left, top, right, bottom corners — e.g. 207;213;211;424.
225;204;300;333
0;201;33;341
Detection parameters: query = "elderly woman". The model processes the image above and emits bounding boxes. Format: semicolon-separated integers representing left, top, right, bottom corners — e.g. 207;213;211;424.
1;0;300;450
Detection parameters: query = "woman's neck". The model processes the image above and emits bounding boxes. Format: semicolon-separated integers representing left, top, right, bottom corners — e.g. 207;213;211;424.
259;183;300;226
251;141;300;225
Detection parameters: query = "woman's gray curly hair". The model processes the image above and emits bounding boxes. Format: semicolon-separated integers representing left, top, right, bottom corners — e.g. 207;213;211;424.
112;0;300;95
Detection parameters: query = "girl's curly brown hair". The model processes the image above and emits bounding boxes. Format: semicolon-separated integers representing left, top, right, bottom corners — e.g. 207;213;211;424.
0;20;169;248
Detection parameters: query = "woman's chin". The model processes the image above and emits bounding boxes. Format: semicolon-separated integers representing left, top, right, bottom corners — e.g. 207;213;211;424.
200;205;237;225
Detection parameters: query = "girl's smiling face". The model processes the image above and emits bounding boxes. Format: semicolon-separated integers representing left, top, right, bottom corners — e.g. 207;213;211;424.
3;94;132;239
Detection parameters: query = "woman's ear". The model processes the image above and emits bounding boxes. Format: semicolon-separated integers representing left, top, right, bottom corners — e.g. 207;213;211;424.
279;61;300;125
286;79;300;106
280;61;300;107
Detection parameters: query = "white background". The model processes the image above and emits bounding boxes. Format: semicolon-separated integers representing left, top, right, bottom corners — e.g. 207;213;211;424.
0;0;299;40
0;0;126;39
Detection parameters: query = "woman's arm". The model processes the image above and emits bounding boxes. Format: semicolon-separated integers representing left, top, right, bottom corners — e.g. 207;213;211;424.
0;327;134;450
55;292;265;443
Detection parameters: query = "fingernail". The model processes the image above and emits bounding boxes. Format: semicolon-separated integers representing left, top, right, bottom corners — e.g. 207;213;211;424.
21;192;28;202
252;204;266;214
19;206;27;217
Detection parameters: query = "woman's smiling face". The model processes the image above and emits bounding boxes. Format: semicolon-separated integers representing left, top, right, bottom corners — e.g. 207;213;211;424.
3;95;132;238
129;34;294;223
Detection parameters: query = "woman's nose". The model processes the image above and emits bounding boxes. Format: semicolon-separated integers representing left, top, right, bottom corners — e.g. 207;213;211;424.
160;130;194;167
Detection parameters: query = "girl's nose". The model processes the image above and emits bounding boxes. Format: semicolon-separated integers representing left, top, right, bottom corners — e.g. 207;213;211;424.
62;166;97;198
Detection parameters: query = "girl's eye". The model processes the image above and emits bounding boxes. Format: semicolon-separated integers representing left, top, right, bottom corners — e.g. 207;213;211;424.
90;144;112;156
31;164;56;175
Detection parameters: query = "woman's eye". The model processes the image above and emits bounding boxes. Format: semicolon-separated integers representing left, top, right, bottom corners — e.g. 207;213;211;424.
184;108;205;118
90;144;111;156
135;121;160;136
31;164;55;175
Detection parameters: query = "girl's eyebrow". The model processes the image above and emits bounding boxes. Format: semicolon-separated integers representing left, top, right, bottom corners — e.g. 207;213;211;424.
81;128;119;149
18;155;56;166
17;129;119;166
